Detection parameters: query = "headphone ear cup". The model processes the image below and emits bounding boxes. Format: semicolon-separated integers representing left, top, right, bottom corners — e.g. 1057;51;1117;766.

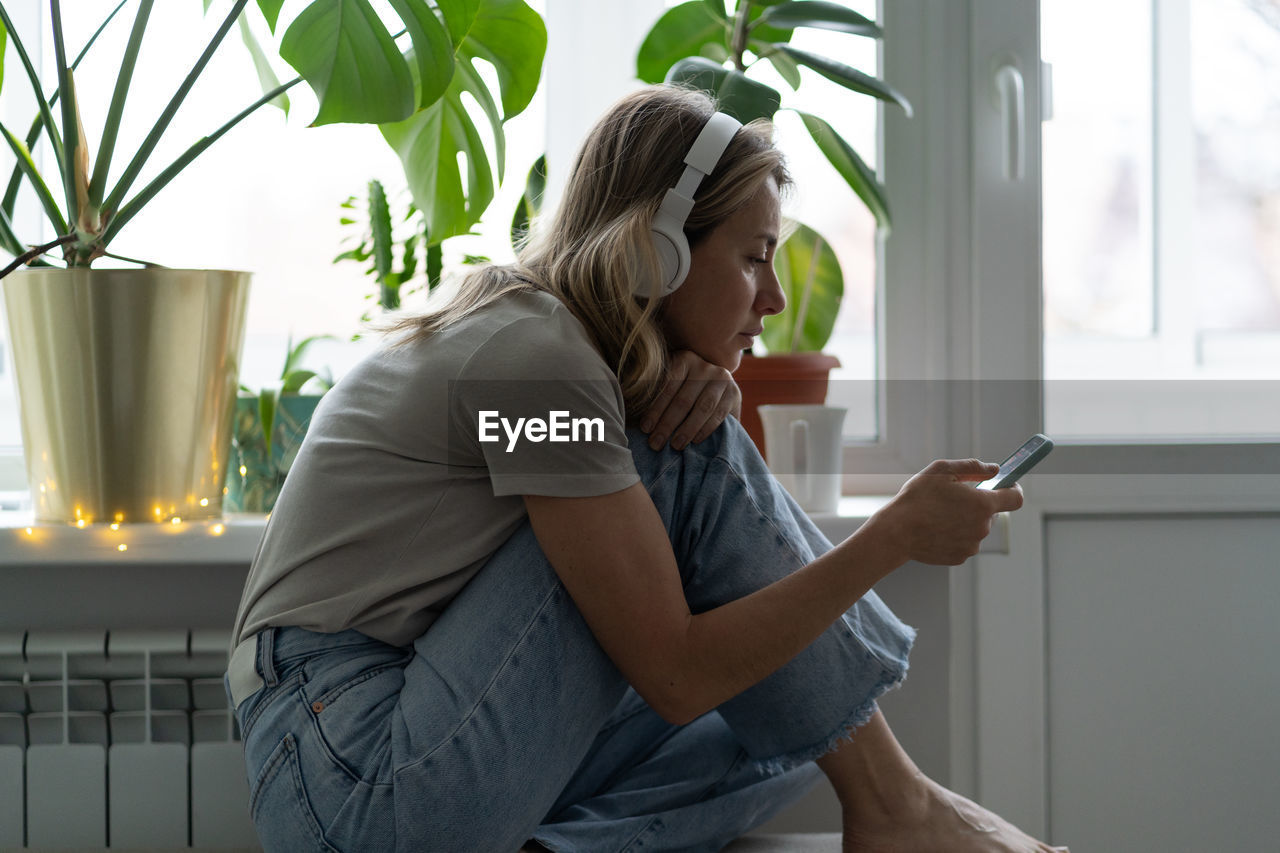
650;216;691;295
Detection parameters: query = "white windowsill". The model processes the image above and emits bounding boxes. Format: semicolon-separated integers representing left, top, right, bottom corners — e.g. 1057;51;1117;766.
0;497;1009;564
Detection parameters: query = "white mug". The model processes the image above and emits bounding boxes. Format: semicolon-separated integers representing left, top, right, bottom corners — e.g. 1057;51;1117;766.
758;404;847;513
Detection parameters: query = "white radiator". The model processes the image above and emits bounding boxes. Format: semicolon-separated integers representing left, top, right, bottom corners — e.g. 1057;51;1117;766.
0;629;260;849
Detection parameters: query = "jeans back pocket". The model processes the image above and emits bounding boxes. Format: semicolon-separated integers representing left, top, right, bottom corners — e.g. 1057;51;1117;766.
249;732;341;853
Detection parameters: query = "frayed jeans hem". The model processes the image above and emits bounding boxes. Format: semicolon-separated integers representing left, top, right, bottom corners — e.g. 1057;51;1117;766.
749;636;916;777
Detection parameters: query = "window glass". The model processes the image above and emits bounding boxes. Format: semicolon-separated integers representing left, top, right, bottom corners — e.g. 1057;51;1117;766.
0;1;546;460
1041;0;1153;340
1041;0;1280;439
1190;0;1280;346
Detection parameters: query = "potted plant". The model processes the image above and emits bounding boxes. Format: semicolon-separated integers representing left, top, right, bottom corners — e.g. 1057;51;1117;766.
334;179;455;336
335;151;548;331
225;335;334;513
635;0;911;449
0;0;544;523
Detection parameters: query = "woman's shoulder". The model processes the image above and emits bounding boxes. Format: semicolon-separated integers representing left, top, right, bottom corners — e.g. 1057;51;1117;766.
470;290;601;359
447;293;613;388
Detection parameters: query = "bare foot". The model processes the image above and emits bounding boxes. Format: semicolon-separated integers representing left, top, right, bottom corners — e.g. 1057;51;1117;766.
841;774;1069;853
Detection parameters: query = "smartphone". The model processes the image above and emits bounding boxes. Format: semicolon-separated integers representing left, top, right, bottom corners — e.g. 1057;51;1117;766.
976;433;1054;490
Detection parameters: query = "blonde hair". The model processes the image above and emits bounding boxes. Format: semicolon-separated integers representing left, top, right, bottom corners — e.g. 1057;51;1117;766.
381;84;791;416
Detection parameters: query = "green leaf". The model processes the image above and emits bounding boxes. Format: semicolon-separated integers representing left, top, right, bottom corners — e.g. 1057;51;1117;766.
796;109;890;231
755;1;882;38
698;42;731;64
401;231;418;281
89;0;153;209
257;0;284;33
0;204;24;257
0;4;66;182
762;219;843;353
49;0;81;232
762;44;801;90
741;4;799;49
4;1;128;222
636;1;727;85
281;369;320;394
282;334;336;378
436;0;480;46
102;0;250;223
258;383;280;459
452;52;505;181
382;70;493;242
0;18;7;96
238;11;290;115
664;57;781;123
702;0;728;21
510;152;546;248
380;0;544;243
0;123;69;237
368;179;394;289
461;0;545;119
776;44;913;116
102;76;302;246
426;240;442;290
279;0;414;126
386;0;454;109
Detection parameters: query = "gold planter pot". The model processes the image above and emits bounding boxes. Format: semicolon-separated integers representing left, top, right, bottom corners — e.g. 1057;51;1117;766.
3;268;250;524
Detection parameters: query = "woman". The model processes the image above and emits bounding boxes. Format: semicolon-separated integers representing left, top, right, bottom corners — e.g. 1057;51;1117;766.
227;85;1066;852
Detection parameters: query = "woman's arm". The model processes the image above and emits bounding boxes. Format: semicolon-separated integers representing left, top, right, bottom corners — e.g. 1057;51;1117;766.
524;458;1022;725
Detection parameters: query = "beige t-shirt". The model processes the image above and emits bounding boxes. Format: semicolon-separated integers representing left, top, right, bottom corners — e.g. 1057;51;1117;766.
231;289;640;648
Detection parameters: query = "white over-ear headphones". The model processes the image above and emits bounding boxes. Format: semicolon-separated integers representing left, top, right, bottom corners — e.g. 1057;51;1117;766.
644;111;743;297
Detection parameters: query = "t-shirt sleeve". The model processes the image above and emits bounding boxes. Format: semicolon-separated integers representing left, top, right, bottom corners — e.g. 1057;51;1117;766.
452;309;640;498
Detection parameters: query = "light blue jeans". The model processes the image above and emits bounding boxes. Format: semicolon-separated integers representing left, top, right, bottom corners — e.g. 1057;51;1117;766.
230;418;916;852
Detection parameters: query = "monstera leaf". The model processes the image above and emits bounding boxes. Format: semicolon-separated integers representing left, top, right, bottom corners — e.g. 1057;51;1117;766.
278;0;463;126
380;0;545;243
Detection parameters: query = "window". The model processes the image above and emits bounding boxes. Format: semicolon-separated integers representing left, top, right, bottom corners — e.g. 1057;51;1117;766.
0;0;548;488
1042;0;1280;439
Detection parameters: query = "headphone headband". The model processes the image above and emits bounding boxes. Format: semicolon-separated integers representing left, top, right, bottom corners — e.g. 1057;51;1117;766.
644;111;743;297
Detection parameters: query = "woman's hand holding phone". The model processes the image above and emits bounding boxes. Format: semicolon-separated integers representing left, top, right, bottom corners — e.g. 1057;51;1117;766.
867;459;1025;567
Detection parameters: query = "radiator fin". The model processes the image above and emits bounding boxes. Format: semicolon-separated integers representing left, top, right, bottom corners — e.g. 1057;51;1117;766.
0;629;258;849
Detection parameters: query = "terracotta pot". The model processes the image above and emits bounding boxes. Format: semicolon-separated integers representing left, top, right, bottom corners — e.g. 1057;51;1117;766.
732;352;841;453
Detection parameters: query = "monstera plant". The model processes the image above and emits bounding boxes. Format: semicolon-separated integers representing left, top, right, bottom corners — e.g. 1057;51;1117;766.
0;0;545;523
637;0;912;448
0;0;545;271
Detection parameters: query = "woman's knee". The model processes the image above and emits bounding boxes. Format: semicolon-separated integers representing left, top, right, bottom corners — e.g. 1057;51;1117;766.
625;415;765;481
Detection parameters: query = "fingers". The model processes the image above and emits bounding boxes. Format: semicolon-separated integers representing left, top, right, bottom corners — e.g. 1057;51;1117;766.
890;459;1027;566
641;351;736;450
929;457;1000;482
677;383;732;448
725;377;743;421
988;482;1024;512
639;355;690;437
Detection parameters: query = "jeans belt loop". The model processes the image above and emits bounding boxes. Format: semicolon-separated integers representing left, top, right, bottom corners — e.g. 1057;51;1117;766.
227;633;266;710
